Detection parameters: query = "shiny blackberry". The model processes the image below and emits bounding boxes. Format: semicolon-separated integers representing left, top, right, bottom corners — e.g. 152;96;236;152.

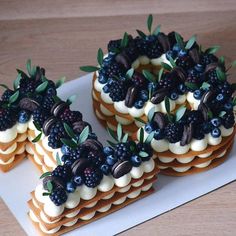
83;167;103;188
32;108;49;127
87;151;105;167
187;110;204;125
159;73;178;90
108;39;121;52
1;89;14;102
206;69;218;86
200;53;218;67
114;143;132;160
68;147;87;162
42;95;55;111
0;107;17;131
52;165;72;182
105;62;124;78
193;127;205;140
60;108;83;124
217;81;233;99
109;79;128;102
131;72;147;88
186;68;202;86
48;122;68;149
176;55;194;71
222;111;235;129
19;78;38;95
164;123;184;143
50;187;68;206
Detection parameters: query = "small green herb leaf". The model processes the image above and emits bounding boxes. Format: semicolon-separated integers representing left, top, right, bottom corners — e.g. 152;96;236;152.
16;69;29;79
56;76;66;88
97;48;104;66
153;24;161;36
232;97;236;106
0;84;9;89
78;126;90;144
14;73;22;90
145;131;154;144
142;69;156;83
126;68;134;79
147;107;155;121
201;82;211;90
33;121;41;131
134;117;146;124
80;66;100;72
168;56;176;68
56;152;62;165
205;45;220;54
185;82;198;90
161;62;172;71
36;81;48;93
67;95;77;105
216;67;226;81
32;132;42;143
219;111;226;118
176;106;186;122
61;138;77;149
9;90;19;104
164;96;170;114
26;59;32;76
107;127;118;142
53;95;61;103
139;151;149;158
219;56;225;65
185;35;196;50
232;60;236;67
147;14;153;34
207;110;213;119
175;32;185;50
63;123;76;140
122;133;129;143
158;68;164;81
117;123;123;142
40;171;51;179
139;128;144;143
47;181;53;193
121;32;129;48
136;29;146;38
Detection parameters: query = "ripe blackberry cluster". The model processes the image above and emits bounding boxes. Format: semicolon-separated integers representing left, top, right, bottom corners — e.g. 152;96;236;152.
187;111;204;125
1;89;14;102
159;73;178;90
59;108;82;124
206;69;219;86
105;62;124;78
42;95;55;111
0;107;17;131
164;123;184;143
19;78;38;95
200;53;218;67
114;143;132;160
67;147;86;163
109;79;128;102
49;187;68;206
32;108;49;127
131;72;147;88
87;151;105;167
52;165;72;182
48;122;69;149
186;68;202;87
222;111;235;129
83;167;103;188
107;39;121;52
176;55;194;71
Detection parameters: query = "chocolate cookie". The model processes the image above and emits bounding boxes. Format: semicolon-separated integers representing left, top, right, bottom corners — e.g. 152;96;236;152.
153;112;166;129
125;86;138;108
43;117;57;136
111;160;132;179
19;97;39;112
71;158;90;176
73;121;92;134
51;101;68;117
151;88;169;104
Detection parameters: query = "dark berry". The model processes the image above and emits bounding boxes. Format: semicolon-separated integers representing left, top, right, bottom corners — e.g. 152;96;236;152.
0;107;17;131
19;78;38;95
211;127;221;138
1;89;14;102
137;142;153;160
100;164;110;175
154;128;165;140
193;89;203;100
224;102;233;110
145;122;156;134
50;187;67;206
131;155;142;167
222;111;235;129
103;146;114;156
106;62;124;78
87;151;105;167
83;167;103;188
200;53;218;67
202;122;211;134
187;111;204;125
108;39;121;52
74;175;83;186
103;85;110;93
52;165;72;182
114;143;132;160
170;92;178;100
68;147;86;161
210;118;221;127
193;128;205;140
159;73;179;90
98;73;108;84
32;108;49;127
176;55;194;71
139;90;149;102
18;110;30;123
66;181;76;193
42;95;55;111
131;72;147;88
60;108;82;124
109;79;128;102
61;145;70;155
134;100;145;109
164;123;184;143
106;155;117;166
178;84;187;94
186;68;202;88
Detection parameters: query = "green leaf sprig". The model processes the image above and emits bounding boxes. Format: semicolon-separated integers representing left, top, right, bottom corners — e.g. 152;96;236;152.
32;121;43;143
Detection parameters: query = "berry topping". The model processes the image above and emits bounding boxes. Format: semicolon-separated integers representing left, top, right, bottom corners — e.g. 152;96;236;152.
87;151;105;167
50;187;68;206
108;79;128;102
222;111;235;129
131;155;142;167
114;143;132;160
83;167;103;188
1;89;14;102
0;107;17;131
52;165;72;182
165;123;184;143
211;127;221;138
18;110;30;123
59;108;82;124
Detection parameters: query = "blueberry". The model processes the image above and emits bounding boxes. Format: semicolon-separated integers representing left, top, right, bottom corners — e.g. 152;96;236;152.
103;54;114;66
131;155;142;167
170;92;178;100
61;145;70;155
66;181;76;193
140;90;149;102
103;146;114;156
134;100;145;109
102;85;110;93
193;89;202;100
178;84;187;94
145;122;155;134
46;87;56;96
216;93;224;102
74;176;83;186
211;118;221;127
100;164;110;175
154;129;164;140
178;49;187;57
173;44;181;53
211;127;221;138
98;74;107;84
224;102;233;110
18;110;30;123
106;155;117;166
194;64;204;73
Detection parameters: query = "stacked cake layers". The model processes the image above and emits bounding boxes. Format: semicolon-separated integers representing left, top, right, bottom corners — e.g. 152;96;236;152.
28;159;158;235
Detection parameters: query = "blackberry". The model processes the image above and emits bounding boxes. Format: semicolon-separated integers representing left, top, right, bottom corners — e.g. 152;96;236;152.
193;127;205;140
222;111;235;129
19;78;38;95
200;53;218;67
135;37;148;55
52;165;72;181
42;95;55;111
83;167;103;188
105;62;124;78
159;73;178;90
32;108;49;127
187;110;204;125
114;143;132;160
186;68;202;87
131;72;147;88
164;123;184;143
68;147;87;162
137;142;153;159
109;79;128;102
217;81;233;100
124;45;139;61
176;55;194;71
87;151;105;167
0;107;17;131
60;108;83;124
1;89;14;102
167;31;177;47
48;122;68;149
206;69;218;86
108;39;121;52
50;187;68;206
46;80;57;94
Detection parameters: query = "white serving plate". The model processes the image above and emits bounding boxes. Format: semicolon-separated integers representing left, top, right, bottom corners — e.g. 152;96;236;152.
0;74;235;236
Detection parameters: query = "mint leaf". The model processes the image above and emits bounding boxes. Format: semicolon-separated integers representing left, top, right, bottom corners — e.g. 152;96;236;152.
97;48;104;66
147;14;153;34
80;66;99;72
56;76;66;88
36;81;48;93
185;35;196;50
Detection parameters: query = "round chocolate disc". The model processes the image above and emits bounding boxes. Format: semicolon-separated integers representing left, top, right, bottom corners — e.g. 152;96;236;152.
71;158;90;176
112;160;132;179
43;116;57;136
51;101;68;117
19;97;39;112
